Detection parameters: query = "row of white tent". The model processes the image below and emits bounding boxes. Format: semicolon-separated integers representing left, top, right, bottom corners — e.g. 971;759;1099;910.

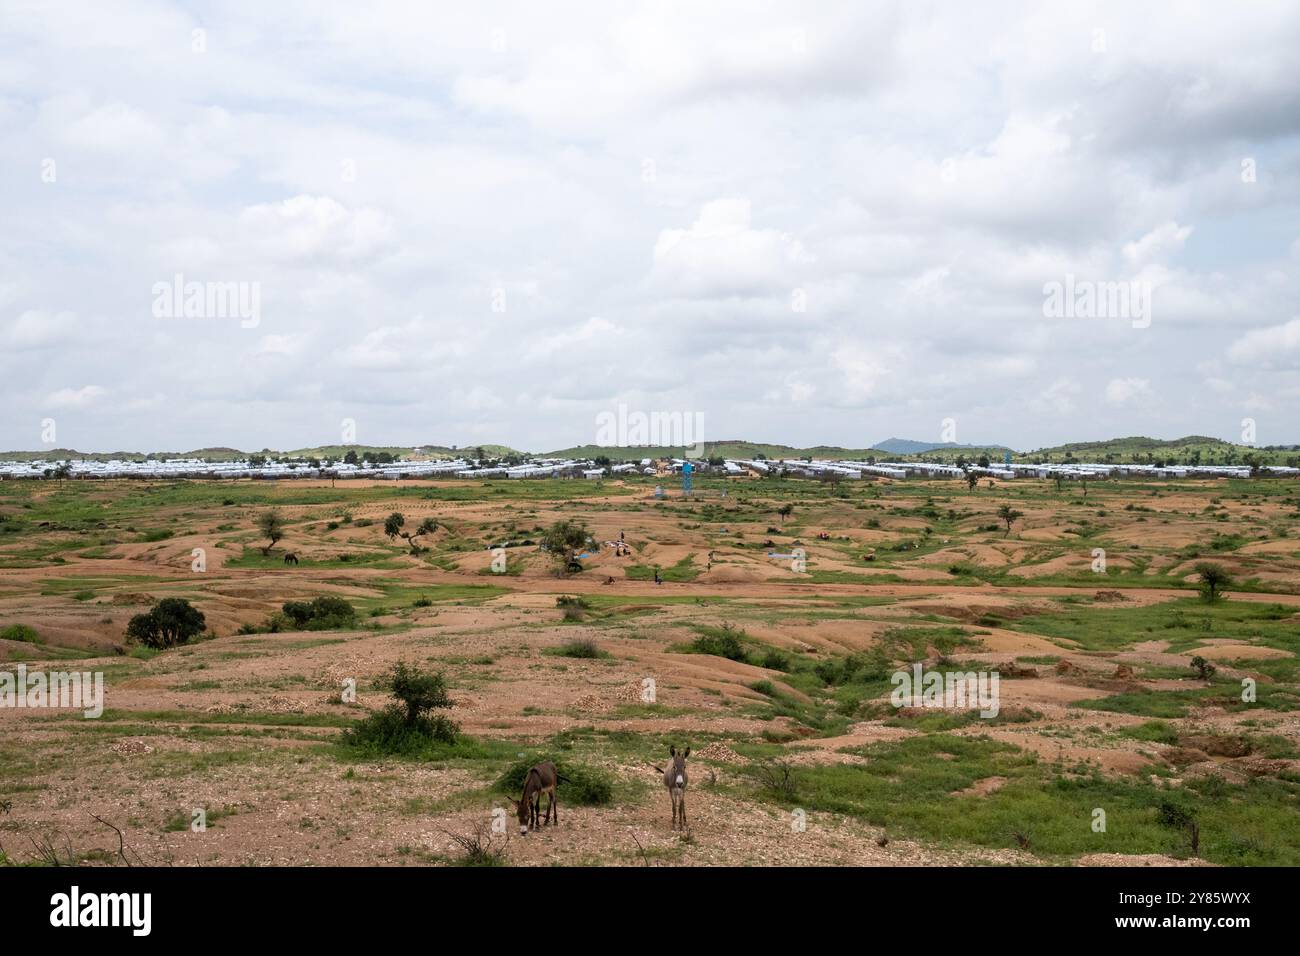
0;457;609;481
721;458;1297;481
4;454;1296;483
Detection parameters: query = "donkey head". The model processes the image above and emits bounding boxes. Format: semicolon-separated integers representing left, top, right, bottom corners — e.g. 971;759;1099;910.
668;745;690;789
509;797;530;835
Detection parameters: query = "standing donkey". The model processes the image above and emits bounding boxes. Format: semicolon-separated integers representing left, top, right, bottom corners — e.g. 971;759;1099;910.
658;746;690;831
510;760;558;836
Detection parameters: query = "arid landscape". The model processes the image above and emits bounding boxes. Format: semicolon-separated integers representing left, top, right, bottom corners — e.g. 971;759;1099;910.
3;472;1299;867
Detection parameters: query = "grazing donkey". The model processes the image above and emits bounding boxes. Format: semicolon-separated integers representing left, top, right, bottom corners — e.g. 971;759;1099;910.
510;760;558;836
283;552;299;566
659;746;690;830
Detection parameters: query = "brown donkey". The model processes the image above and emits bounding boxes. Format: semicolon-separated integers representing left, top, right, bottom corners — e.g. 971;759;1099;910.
510;760;558;836
658;746;690;830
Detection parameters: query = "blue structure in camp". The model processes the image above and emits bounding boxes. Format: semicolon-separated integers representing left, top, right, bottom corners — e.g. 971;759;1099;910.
682;461;693;495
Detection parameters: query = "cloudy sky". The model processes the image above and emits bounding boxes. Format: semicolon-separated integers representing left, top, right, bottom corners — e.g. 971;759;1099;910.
3;1;1299;453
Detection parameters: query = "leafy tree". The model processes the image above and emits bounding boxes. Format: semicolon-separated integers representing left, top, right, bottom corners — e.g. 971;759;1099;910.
277;596;356;631
1190;655;1217;681
996;504;1023;536
340;662;459;754
257;509;286;555
540;519;590;572
384;512;438;553
1195;562;1232;603
343;449;359;465
966;472;978;492
126;598;206;649
386;662;454;726
777;504;794;524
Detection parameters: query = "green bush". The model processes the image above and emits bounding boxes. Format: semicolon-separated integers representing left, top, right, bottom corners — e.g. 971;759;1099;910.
126;598;206;650
495;758;614;806
690;625;746;661
340;662;459;756
275;596;357;631
549;638;606;659
0;624;39;644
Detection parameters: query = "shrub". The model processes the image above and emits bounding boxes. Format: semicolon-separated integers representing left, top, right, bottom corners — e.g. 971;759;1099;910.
556;594;590;621
751;760;800;801
541;520;591;572
276;596;356;631
496;758;614;806
1195;562;1232;603
759;648;790;671
0;624;39;644
257;509;286;554
550;639;606;659
340;663;459;755
689;624;746;661
125;598;205;650
440;822;508;867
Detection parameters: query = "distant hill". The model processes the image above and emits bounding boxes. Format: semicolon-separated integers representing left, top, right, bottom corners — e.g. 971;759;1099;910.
872;438;1009;455
1019;435;1296;465
545;440;890;461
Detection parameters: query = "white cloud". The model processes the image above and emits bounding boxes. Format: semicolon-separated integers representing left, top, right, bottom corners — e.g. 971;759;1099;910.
46;385;106;409
1104;378;1152;407
1227;318;1300;368
5;310;78;349
652;199;814;298
239;196;395;263
2;3;1299;451
1122;222;1194;266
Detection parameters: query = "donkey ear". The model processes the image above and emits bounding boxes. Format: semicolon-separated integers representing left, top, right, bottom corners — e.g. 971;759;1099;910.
684;747;691;757
669;745;676;757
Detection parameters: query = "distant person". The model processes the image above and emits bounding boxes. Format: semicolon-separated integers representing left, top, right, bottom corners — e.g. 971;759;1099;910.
620;530;625;541
654;568;662;585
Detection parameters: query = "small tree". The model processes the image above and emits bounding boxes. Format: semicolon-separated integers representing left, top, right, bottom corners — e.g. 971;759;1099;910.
777;504;794;524
966;472;978;492
340;662;459;754
126;598;206;649
540;519;590;572
384;512;438;553
1157;800;1200;857
1190;655;1217;681
386;662;454;727
996;504;1023;536
257;509;285;555
1195;562;1231;603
